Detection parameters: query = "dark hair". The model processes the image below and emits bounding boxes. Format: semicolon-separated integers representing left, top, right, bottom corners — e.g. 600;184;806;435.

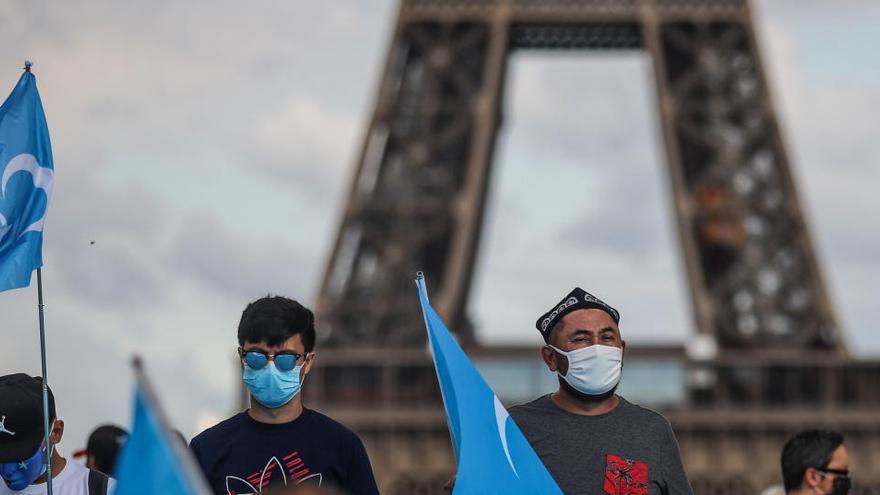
781;429;844;490
237;296;316;352
86;424;127;475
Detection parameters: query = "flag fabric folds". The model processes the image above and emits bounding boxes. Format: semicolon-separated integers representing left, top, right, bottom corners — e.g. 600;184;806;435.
114;361;210;495
0;70;54;292
415;274;563;494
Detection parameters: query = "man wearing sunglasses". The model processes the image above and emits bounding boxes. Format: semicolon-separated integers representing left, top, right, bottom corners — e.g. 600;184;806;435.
781;429;850;495
0;374;113;494
189;296;378;495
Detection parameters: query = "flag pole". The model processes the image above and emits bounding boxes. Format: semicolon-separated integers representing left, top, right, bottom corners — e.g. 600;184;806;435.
128;356;213;494
36;268;53;495
25;59;53;495
24;56;52;495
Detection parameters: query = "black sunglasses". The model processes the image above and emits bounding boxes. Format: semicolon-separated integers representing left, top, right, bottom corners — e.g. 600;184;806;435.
239;348;305;372
815;467;849;477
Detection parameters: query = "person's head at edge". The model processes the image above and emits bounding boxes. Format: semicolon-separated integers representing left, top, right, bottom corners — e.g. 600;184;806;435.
536;288;625;414
782;429;850;495
0;374;66;491
238;295;316;424
83;424;127;476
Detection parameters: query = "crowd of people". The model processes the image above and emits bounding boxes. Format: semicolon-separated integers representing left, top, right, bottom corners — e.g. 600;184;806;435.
0;288;853;494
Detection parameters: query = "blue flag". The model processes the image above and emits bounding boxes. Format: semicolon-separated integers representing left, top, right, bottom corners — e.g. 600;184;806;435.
415;274;563;494
0;70;54;292
114;367;210;495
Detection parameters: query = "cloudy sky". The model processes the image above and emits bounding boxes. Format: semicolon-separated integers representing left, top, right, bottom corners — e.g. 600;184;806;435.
1;1;878;456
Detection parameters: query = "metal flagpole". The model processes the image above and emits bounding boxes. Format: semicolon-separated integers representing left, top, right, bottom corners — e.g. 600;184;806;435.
36;268;53;494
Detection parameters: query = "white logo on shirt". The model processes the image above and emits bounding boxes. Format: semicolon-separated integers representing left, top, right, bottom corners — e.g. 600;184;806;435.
0;416;15;436
225;455;323;494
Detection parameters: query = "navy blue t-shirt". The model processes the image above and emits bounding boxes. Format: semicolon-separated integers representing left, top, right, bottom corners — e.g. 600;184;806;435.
189;409;378;495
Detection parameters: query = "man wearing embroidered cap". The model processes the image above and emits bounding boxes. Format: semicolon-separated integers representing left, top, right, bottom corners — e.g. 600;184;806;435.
508;288;693;494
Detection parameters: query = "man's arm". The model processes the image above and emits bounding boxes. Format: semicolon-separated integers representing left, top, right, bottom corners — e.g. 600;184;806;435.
661;420;694;495
187;437;203;466
187;436;211;488
345;437;380;495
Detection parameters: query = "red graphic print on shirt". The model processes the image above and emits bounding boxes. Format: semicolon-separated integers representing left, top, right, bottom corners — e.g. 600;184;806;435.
225;451;323;494
603;454;649;495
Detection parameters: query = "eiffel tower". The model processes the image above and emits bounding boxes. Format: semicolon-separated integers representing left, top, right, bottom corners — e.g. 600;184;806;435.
305;1;880;493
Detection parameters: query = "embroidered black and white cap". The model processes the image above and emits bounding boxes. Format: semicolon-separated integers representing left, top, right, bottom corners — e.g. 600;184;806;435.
535;287;621;342
0;373;56;463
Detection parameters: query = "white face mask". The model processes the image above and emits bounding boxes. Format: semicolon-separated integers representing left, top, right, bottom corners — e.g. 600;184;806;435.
549;344;623;395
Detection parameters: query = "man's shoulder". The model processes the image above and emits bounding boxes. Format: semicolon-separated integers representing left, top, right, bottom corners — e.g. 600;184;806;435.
304;408;364;445
619;398;670;421
618;398;674;429
190;412;246;448
54;460;94;492
509;394;553;410
508;394;555;420
81;466;115;494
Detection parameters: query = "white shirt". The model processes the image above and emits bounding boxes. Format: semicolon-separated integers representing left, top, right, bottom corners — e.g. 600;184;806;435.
0;459;116;495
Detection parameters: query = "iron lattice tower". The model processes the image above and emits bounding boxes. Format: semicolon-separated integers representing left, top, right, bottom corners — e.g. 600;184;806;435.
316;0;843;354
304;1;880;493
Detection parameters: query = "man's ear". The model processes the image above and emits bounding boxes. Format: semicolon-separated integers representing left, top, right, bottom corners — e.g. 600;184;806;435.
541;346;557;371
302;352;316;376
803;467;822;488
542;346;568;375
86;455;97;470
50;419;64;445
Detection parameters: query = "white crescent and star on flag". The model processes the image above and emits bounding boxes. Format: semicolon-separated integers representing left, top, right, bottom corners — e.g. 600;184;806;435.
0;153;54;245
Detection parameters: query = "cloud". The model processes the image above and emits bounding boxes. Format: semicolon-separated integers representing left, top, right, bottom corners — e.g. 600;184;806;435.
241;95;359;199
495;53;675;261
38;166;167;307
167;213;316;301
51;243;162;307
473;50;691;344
506;52;659;168
754;2;880;351
473;239;692;345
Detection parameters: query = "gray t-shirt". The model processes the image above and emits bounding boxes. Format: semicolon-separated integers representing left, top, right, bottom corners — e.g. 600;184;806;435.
509;395;693;495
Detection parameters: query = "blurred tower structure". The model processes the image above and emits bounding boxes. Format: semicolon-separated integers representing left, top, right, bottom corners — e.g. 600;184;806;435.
306;1;880;493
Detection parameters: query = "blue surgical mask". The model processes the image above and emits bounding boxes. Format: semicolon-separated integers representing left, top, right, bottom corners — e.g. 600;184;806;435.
0;443;47;491
243;362;303;409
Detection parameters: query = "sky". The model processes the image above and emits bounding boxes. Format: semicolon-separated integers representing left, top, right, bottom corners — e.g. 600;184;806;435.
0;0;878;457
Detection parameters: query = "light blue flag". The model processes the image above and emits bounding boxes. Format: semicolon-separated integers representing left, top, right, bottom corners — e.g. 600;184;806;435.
114;362;210;495
0;69;54;292
415;273;563;494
